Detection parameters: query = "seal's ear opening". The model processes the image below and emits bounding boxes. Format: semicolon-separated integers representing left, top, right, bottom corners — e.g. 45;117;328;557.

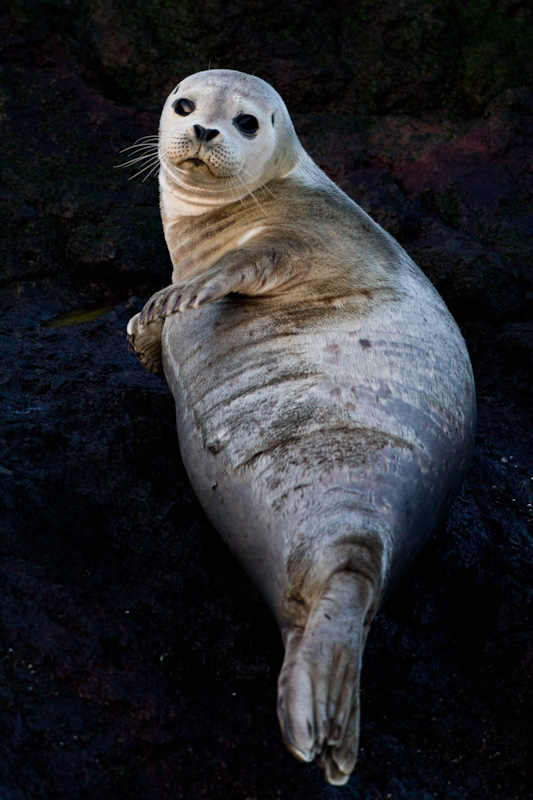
172;83;181;94
272;113;276;126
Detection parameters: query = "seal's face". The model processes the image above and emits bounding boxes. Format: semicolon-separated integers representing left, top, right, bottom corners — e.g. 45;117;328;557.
158;69;301;208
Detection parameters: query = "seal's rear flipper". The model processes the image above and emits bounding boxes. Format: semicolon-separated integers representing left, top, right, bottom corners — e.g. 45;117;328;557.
127;313;164;376
277;570;376;786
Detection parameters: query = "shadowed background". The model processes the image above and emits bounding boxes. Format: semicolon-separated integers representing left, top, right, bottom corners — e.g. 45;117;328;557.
1;1;532;798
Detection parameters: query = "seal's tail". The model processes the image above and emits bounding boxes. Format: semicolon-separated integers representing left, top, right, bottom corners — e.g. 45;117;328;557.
276;570;376;785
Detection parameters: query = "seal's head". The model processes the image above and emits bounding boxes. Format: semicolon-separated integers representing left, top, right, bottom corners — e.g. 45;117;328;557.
158;69;303;212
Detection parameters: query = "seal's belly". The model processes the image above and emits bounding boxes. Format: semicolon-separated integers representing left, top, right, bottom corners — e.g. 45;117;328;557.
165;290;472;472
162;286;475;609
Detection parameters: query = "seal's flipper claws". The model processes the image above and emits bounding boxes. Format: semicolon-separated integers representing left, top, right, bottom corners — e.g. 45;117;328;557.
139;302;151;327
324;755;351;786
161;296;175;316
277;629;316;763
152;294;165;318
329;702;360;778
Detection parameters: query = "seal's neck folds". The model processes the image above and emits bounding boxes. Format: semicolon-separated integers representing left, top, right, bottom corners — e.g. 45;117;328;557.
159;147;309;221
159;167;226;219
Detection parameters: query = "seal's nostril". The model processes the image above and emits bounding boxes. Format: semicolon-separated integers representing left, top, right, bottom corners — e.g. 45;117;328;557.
194;124;219;142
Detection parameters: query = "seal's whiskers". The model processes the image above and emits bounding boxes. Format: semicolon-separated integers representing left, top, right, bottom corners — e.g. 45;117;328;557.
235;172;266;214
240;165;277;199
115;136;160;182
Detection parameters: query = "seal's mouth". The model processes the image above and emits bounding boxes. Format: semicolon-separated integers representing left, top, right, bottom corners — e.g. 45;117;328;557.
178;157;210;171
168;155;235;181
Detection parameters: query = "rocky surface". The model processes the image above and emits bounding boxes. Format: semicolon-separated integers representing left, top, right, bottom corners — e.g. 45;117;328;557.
1;2;532;798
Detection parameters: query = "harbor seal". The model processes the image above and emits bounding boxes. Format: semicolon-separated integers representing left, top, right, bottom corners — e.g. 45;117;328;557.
126;69;476;785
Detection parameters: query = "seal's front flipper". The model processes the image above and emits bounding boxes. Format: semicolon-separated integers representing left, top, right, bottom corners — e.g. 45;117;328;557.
127;313;164;376
138;235;312;326
277;570;376;786
138;269;245;326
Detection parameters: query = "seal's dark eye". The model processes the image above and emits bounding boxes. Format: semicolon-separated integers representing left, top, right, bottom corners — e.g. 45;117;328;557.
173;98;195;116
234;114;259;135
